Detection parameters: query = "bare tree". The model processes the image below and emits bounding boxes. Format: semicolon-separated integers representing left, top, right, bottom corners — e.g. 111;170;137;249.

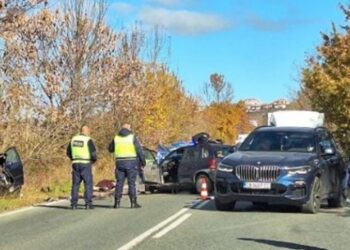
0;0;47;35
203;73;234;104
0;0;117;164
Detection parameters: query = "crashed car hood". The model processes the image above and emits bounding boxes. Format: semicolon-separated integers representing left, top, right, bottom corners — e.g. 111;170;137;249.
222;151;317;167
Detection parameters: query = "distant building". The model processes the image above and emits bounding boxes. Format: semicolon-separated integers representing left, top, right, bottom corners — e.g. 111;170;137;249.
244;99;262;106
244;99;262;112
243;98;290;113
272;99;290;109
261;103;273;110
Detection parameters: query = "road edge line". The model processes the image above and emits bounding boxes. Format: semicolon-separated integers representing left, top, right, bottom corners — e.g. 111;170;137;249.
0;199;68;219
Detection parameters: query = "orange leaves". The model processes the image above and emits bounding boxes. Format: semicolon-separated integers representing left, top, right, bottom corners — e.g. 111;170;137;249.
115;68;199;146
201;102;251;144
301;4;350;154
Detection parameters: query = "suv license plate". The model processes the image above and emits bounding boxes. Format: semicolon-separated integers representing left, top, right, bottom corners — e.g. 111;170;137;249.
243;182;271;189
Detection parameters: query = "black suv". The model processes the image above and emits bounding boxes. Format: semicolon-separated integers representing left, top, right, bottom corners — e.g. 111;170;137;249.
143;134;233;193
214;126;346;213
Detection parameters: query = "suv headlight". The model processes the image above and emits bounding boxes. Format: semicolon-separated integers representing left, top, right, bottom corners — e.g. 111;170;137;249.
284;165;312;175
217;163;233;173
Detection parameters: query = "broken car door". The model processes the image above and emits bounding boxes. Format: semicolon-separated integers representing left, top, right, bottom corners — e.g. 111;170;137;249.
4;147;24;189
143;148;161;184
178;146;200;185
160;148;185;184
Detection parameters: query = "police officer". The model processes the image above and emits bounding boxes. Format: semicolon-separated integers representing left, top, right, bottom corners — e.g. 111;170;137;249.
67;125;97;209
108;123;145;209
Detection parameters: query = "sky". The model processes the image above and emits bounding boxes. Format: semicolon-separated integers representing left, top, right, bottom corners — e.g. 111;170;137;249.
105;0;346;103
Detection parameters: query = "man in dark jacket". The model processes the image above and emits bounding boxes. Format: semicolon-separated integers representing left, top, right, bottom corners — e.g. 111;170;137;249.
67;125;97;209
108;123;146;209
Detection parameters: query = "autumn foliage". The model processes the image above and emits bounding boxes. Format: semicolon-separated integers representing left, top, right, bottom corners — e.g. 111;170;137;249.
301;5;350;154
0;0;252;194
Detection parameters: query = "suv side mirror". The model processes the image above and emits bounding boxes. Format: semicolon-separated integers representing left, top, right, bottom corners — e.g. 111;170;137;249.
229;146;237;153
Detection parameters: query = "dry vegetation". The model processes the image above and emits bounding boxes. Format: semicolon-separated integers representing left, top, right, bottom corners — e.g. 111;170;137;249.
301;5;350;155
0;0;252;211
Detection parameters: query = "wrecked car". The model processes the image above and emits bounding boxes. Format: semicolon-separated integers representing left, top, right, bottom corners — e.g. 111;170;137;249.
143;133;234;194
0;147;24;194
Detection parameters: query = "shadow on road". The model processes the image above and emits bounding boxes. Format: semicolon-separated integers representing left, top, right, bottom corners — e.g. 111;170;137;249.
318;205;350;217
238;238;328;250
193;200;350;215
35;204;119;209
193;200;302;213
35;205;72;210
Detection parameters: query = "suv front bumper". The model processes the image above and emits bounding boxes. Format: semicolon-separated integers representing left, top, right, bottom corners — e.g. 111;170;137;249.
215;172;314;206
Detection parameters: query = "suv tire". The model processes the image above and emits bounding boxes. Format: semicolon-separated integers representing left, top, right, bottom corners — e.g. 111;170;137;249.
195;174;213;194
215;198;236;211
302;176;321;214
148;186;157;194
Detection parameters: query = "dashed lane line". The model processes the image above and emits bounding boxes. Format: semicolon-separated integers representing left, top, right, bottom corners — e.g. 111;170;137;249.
117;199;202;250
152;213;192;239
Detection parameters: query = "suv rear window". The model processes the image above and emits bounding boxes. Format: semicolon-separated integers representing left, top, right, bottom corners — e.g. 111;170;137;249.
183;147;201;160
211;146;232;158
240;131;316;153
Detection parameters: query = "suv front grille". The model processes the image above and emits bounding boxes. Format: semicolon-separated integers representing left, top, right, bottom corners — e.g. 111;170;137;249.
234;165;281;182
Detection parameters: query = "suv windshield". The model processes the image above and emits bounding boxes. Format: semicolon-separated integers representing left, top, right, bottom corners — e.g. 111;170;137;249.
240;131;316;153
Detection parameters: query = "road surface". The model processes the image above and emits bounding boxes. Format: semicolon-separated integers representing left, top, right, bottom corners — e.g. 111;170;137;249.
0;193;349;250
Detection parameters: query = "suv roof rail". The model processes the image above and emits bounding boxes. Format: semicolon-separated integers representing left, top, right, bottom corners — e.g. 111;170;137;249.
257;125;328;131
208;139;224;144
253;125;270;130
314;126;327;131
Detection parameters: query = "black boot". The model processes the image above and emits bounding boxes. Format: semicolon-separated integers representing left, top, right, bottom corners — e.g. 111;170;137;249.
130;197;141;208
85;203;94;210
113;199;120;209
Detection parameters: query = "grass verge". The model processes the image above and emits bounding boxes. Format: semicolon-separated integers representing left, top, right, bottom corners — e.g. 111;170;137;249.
0;157;115;213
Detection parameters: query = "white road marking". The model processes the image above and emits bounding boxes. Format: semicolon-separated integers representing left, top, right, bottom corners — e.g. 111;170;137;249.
0;199;67;219
195;200;210;209
0;206;34;219
117;200;202;250
152;213;192;239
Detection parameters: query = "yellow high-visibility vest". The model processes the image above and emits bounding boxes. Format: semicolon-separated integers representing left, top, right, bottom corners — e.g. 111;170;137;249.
71;134;91;164
114;134;137;159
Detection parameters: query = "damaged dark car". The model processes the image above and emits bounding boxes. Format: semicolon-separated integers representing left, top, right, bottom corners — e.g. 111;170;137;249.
214;126;346;213
0;147;24;195
143;133;234;194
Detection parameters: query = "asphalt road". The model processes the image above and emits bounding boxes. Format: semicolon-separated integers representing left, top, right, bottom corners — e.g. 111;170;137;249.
0;193;349;250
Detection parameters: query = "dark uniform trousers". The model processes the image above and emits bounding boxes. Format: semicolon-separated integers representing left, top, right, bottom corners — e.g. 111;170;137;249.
71;163;93;205
115;159;138;200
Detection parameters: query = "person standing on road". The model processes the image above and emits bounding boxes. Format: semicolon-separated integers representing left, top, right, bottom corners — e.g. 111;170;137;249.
108;123;146;209
67;125;97;210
